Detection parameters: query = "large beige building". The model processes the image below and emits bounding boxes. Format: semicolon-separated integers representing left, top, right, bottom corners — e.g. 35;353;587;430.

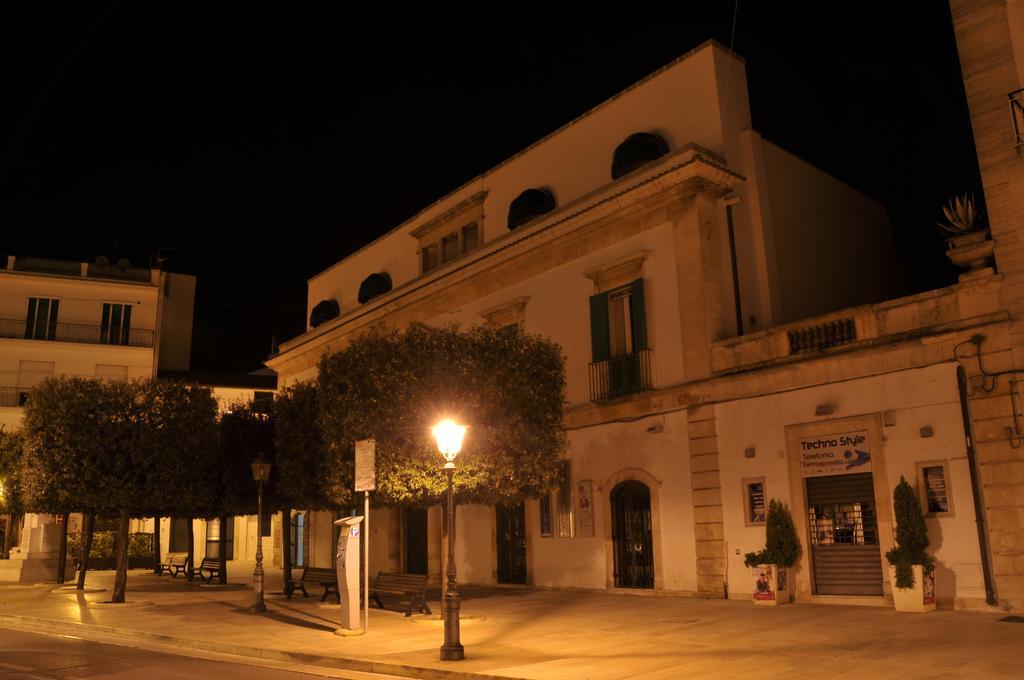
0;254;195;581
265;40;1012;610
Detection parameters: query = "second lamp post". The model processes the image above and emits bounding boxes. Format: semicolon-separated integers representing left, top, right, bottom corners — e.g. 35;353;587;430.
432;419;466;661
251;459;272;614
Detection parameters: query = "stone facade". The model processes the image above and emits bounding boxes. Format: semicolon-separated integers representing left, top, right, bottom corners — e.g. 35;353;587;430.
950;0;1024;609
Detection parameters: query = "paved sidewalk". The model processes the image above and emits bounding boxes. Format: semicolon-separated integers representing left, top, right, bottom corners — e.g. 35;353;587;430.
0;563;1021;679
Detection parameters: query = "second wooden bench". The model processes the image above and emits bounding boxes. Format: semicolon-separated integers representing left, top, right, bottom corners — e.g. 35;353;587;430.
370;572;431;617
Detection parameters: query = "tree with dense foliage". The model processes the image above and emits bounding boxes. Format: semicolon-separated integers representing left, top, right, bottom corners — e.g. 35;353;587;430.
885;476;933;588
274;381;351;588
318;323;567;506
139;379;221;583
0;429;24;559
744;499;801;568
21;378;118;586
23;377;220;601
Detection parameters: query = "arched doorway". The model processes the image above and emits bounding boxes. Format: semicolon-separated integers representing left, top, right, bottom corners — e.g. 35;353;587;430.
611;480;654;589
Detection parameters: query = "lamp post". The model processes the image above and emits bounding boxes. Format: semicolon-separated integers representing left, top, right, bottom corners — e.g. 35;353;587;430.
251;460;272;614
433;419;466;661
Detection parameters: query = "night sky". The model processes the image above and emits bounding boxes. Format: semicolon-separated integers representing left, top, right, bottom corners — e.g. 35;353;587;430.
1;3;981;373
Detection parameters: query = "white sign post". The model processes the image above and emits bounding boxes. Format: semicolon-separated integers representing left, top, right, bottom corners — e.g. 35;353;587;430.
354;438;376;634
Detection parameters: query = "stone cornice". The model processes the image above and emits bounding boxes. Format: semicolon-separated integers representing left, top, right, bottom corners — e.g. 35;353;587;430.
409;191;488;240
268;150;743;376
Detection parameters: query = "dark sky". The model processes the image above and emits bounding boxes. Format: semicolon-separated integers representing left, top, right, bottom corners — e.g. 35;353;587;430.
1;3;981;373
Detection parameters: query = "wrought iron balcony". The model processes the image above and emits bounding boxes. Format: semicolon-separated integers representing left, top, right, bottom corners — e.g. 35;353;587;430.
0;318;154;348
589;349;652;402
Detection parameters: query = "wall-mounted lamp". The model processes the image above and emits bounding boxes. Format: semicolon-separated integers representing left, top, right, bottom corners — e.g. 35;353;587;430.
920;426;934;438
744;447;756;459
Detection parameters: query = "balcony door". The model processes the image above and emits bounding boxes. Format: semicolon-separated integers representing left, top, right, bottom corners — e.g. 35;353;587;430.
25;298;59;340
589;279;649;400
100;303;132;345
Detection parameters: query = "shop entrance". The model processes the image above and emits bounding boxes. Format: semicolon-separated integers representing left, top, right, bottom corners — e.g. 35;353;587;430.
611;480;654;589
806;472;883;596
404;507;428;575
496;503;527;584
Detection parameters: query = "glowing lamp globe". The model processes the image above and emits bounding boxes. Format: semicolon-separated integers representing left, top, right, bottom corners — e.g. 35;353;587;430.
432;419;466;467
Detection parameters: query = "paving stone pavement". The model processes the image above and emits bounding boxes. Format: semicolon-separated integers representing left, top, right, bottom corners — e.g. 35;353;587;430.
0;562;1021;679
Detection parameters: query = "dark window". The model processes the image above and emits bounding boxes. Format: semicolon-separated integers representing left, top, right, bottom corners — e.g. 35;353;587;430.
556;460;574;538
253;391;273;415
589;279;647;362
507;187;556;230
100;303;132;345
462;223;480;252
25;297;59;340
441;233;459;263
169;518;190;552
422;243;440;273
539;494;552;537
588;279;650;400
611;132;669;179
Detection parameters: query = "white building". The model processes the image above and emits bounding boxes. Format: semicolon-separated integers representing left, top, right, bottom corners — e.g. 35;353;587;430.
265;40;1004;610
0;253;195;580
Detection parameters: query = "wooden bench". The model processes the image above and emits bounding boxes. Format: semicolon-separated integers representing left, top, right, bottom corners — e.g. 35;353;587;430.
158;552;189;577
191;557;222;583
288;566;339;602
370;572;431;617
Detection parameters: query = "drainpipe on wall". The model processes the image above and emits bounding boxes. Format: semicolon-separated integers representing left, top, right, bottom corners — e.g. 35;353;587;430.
957;365;998;606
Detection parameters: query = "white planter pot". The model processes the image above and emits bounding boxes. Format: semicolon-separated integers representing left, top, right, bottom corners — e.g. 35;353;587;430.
888;565;936;612
751;564;790;606
945;232;994;272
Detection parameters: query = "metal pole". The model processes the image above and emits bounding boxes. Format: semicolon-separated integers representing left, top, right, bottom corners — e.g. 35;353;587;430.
364;490;369;633
440;465;464;660
252;480;266;613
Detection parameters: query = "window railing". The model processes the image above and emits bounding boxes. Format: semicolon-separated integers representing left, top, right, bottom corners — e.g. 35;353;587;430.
589;349;652;402
787;318;856;354
0;318;154;348
1011;88;1024;149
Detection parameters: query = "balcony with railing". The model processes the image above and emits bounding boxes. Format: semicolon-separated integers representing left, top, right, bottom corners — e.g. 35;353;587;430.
710;275;1006;374
589;349;652;401
0;318;154;348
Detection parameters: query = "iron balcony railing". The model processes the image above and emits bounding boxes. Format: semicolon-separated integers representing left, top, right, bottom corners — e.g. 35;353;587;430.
0;318;154;348
787;318;856;354
0;387;21;408
589;349;652;402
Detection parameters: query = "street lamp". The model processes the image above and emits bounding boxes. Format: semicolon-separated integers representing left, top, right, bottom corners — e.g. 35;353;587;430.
432;419;466;661
251;459;272;614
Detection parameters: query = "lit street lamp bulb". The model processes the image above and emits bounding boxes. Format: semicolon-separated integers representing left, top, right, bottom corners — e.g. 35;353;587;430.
433;419;466;463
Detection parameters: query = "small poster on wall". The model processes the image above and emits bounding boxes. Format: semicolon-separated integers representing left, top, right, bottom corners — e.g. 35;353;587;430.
798;430;872;477
752;565;776;601
576;480;595;537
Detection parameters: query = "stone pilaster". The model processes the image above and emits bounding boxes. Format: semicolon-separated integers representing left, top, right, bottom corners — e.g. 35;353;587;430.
688;404;725;596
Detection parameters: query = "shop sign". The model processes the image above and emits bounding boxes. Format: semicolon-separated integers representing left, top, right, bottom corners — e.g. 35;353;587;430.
798;430;871;477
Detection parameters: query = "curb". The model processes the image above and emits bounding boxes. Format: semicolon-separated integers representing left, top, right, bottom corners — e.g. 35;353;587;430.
0;614;521;680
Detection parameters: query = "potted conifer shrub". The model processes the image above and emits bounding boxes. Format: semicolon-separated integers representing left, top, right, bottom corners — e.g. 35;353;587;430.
744;499;801;606
885;476;936;612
